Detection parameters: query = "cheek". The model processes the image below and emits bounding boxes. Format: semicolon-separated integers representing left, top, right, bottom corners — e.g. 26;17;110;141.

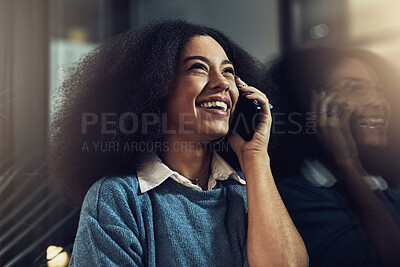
230;95;239;117
170;84;199;107
385;103;391;117
338;91;363;106
230;88;239;105
335;90;352;98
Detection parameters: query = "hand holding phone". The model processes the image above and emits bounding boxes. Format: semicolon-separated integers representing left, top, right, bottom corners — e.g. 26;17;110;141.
220;77;272;169
230;89;263;141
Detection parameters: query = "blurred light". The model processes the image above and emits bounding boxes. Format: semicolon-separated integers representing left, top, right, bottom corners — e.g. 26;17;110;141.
67;28;88;43
309;24;329;39
46;245;69;267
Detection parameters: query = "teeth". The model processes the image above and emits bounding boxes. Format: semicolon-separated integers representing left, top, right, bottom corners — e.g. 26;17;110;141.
200;101;228;111
359;117;385;126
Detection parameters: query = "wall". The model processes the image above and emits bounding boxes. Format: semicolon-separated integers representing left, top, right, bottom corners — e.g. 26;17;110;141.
134;0;280;63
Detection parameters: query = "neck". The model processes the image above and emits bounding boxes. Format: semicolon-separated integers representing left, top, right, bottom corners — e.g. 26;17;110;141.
162;134;213;190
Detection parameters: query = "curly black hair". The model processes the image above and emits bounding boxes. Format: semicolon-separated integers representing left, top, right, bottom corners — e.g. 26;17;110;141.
48;19;264;206
268;47;400;181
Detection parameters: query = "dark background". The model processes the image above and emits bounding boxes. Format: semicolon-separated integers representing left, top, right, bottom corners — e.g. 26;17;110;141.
1;0;399;265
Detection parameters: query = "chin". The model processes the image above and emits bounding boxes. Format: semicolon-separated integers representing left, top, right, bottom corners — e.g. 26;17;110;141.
355;134;388;147
207;130;228;142
200;122;229;139
352;120;389;147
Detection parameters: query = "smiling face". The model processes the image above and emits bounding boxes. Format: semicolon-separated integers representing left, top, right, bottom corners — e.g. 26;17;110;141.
326;58;391;146
164;35;239;142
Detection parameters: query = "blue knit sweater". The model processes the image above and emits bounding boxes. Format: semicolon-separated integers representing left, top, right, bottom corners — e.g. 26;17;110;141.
69;175;249;266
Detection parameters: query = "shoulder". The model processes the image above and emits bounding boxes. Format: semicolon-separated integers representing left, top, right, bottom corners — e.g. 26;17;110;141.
225;171;248;197
71;176;152;266
276;175;320;201
277;175;347;211
277;177;376;266
384;188;400;215
84;175;140;203
81;175;149;222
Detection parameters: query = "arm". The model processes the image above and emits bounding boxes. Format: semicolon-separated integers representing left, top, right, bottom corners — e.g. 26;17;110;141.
314;91;400;266
277;176;377;266
336;160;400;266
69;178;145;267
229;77;307;267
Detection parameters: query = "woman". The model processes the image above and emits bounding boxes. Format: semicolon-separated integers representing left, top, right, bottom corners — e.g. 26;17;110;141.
269;47;400;266
49;19;307;266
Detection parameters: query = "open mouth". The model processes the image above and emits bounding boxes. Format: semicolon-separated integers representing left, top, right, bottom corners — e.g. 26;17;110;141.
196;96;231;115
357;117;386;128
199;101;228;112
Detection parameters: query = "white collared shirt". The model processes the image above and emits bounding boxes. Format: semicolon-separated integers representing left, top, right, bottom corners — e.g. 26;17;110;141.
300;158;388;190
137;152;245;193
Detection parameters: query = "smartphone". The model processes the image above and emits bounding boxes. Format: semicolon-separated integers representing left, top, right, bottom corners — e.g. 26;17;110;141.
230;90;263;141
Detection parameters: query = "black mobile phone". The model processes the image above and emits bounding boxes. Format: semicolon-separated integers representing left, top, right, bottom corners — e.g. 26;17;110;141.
230;90;263;141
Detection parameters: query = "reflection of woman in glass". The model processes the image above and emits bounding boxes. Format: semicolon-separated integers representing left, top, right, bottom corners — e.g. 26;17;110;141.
269;47;400;266
49;20;307;266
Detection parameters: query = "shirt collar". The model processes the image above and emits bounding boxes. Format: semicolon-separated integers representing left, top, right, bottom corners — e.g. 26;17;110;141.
137;152;245;193
300;158;388;190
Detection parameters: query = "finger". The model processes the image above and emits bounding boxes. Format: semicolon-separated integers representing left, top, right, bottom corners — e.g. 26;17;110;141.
241;91;270;115
318;91;336;127
237;90;272;138
334;102;348;119
340;104;356;140
235;76;270;107
341;104;357;127
326;95;347;119
319;91;336;115
240;89;267;102
340;104;358;157
335;98;349;119
325;100;340;129
316;91;326;118
235;76;248;89
235;76;268;98
238;84;267;98
233;79;272;138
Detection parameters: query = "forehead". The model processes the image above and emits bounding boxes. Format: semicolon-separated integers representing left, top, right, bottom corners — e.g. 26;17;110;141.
180;35;229;61
329;57;379;83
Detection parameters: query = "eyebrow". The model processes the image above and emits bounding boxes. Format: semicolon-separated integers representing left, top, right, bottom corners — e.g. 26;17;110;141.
339;77;381;85
342;77;371;82
183;56;233;66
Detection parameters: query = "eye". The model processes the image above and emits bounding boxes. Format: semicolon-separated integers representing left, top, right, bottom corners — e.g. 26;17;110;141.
222;67;235;76
348;81;366;92
188;63;208;72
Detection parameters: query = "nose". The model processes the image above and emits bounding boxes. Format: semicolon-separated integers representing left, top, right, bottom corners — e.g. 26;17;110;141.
364;88;389;109
208;71;230;92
